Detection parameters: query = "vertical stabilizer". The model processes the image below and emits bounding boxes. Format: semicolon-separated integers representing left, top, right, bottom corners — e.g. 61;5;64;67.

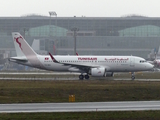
12;32;45;69
157;46;160;55
12;32;37;57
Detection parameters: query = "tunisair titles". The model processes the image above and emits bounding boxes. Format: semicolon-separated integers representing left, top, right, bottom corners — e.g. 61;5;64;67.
77;57;129;61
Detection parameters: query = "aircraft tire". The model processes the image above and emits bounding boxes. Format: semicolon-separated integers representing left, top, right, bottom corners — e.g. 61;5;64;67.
85;75;90;80
131;76;135;80
79;75;84;80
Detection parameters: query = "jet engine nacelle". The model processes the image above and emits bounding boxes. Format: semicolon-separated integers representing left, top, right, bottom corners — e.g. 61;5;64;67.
151;59;160;68
155;59;160;66
90;68;114;77
90;68;105;77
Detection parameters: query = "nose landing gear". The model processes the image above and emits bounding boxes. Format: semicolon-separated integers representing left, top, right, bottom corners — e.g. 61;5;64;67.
131;72;135;80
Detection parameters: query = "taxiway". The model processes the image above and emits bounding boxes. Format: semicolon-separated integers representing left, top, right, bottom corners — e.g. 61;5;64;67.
1;101;160;113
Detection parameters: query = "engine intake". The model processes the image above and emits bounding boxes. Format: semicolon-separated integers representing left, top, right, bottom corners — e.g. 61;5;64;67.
90;68;105;77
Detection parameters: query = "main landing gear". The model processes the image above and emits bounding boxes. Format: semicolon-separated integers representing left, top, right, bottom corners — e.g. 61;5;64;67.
131;72;135;80
79;74;90;80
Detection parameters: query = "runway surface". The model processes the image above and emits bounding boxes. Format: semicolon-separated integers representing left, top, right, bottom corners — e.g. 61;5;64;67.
0;72;80;75
1;101;160;113
0;77;79;80
0;77;160;81
0;72;159;81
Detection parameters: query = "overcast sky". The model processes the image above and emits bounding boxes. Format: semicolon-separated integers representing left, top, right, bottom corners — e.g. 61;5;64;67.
0;0;159;17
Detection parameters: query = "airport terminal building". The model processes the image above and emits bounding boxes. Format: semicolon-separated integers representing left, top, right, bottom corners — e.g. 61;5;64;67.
0;15;160;59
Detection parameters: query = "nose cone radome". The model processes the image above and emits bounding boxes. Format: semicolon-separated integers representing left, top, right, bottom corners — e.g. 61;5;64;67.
147;63;154;70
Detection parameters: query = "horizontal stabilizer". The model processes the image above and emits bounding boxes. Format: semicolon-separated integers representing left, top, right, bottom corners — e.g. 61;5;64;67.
9;57;28;62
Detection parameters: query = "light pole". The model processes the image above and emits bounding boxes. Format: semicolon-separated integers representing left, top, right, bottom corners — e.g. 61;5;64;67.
23;28;28;39
71;28;79;55
49;11;57;36
49;11;57;55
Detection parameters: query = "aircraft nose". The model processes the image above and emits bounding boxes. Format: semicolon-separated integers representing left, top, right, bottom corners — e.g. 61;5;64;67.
147;63;154;70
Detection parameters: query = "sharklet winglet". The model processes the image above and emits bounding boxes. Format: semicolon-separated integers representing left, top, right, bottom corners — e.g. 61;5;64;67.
76;52;79;56
48;52;59;63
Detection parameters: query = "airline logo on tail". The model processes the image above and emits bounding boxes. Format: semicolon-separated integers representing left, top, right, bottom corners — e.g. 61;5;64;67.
14;34;23;51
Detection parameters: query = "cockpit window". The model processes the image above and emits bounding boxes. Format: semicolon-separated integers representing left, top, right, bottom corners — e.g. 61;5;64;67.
140;60;146;63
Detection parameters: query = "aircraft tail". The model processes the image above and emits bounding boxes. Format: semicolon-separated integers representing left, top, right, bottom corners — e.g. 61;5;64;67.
11;32;45;69
12;32;38;57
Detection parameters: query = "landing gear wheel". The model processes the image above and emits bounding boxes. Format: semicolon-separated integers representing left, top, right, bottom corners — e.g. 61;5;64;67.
131;72;135;80
84;75;90;80
79;75;84;80
131;76;135;80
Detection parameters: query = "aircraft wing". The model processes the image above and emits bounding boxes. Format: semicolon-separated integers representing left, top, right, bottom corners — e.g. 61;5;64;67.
61;62;100;72
59;62;99;68
48;53;101;72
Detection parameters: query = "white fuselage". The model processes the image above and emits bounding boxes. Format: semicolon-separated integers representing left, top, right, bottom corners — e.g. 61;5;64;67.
16;55;153;73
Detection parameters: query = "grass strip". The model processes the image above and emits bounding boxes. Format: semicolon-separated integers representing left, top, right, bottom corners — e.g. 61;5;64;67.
0;111;160;120
0;80;160;103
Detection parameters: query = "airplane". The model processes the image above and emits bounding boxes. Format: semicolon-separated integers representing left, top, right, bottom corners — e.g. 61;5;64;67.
147;46;160;68
9;32;154;80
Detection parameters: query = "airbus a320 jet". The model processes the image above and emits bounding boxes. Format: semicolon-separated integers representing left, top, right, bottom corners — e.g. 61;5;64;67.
9;32;153;80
